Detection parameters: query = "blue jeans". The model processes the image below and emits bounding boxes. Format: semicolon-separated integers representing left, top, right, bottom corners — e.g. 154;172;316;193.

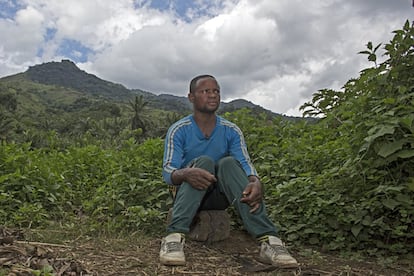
167;156;278;238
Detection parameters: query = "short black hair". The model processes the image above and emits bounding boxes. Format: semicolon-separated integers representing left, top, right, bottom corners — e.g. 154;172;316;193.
189;75;216;93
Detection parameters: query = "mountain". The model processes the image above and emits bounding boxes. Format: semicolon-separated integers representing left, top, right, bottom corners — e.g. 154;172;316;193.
0;60;314;144
25;59;134;101
1;59;300;119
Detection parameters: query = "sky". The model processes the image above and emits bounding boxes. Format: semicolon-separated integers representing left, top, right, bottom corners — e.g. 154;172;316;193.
0;0;413;116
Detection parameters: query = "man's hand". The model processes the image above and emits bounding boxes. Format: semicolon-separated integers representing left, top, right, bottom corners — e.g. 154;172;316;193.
172;167;216;190
240;176;263;213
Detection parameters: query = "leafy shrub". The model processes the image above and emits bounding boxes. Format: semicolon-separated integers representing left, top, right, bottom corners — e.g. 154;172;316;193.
274;20;414;255
0;138;169;232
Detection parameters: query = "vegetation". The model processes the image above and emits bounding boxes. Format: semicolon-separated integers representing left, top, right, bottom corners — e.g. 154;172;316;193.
25;59;133;100
0;20;413;272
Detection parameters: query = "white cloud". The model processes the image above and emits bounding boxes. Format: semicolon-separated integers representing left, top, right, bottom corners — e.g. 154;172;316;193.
0;6;43;62
1;0;413;116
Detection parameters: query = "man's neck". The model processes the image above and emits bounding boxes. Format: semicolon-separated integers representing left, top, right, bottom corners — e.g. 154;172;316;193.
193;111;216;125
193;112;216;138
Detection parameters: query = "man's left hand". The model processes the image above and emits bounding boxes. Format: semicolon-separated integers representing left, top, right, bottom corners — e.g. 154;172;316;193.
240;176;263;213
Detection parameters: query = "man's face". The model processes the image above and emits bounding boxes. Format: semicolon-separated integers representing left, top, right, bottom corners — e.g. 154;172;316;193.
189;77;221;114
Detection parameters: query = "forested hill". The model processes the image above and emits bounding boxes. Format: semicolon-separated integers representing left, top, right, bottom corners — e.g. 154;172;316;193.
25;59;133;101
0;59;306;145
2;59;292;118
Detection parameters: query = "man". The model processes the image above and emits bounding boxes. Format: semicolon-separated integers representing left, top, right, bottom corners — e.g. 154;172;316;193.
160;75;298;268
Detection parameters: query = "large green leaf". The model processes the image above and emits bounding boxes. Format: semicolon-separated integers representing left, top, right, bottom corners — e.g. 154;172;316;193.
377;139;407;158
382;198;399;210
364;125;395;143
351;224;363;238
387;149;414;161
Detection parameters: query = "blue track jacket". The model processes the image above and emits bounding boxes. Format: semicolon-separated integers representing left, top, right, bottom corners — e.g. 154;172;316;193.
162;114;258;185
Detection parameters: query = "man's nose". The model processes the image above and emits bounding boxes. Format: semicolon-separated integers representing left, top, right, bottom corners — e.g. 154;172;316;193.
208;90;219;97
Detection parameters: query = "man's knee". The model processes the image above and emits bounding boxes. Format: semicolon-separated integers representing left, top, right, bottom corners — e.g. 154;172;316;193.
217;156;239;169
192;155;215;170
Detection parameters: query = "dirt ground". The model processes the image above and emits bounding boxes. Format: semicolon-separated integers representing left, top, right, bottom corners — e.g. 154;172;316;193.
1;227;413;275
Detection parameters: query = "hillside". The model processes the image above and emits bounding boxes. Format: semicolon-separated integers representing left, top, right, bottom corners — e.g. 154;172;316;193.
2;59;290;118
0;59;308;144
25;59;133;101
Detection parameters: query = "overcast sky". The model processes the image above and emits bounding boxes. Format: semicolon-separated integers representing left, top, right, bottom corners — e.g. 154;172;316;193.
1;0;413;116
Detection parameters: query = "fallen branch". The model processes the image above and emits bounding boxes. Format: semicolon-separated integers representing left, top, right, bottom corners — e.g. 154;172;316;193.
15;241;72;248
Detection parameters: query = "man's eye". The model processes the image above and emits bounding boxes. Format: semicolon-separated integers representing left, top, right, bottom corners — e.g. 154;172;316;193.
199;89;220;94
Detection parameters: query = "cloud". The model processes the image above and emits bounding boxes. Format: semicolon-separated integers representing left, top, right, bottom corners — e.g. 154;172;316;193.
0;5;44;64
0;0;413;116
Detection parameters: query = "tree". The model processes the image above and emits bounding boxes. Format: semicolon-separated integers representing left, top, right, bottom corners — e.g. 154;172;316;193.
0;92;18;112
128;95;149;133
0;113;14;141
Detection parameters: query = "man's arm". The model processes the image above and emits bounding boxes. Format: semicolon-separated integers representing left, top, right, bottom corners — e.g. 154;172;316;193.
162;122;185;185
226;123;263;212
227;123;258;177
240;175;263;213
171;167;217;190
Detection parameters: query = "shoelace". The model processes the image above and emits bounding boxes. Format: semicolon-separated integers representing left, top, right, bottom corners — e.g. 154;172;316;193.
166;241;182;253
267;244;290;256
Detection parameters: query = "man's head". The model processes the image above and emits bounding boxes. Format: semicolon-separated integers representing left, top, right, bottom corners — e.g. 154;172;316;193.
188;75;221;114
189;75;217;94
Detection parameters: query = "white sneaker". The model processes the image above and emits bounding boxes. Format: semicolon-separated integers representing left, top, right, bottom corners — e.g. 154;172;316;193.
159;233;186;265
259;236;298;268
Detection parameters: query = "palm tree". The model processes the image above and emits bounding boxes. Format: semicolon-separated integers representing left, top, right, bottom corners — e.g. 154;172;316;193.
128;95;148;133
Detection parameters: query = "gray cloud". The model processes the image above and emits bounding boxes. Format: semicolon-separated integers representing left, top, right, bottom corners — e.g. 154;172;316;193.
1;0;413;116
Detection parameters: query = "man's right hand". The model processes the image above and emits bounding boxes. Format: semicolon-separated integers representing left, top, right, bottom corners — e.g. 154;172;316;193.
185;168;217;190
172;168;217;190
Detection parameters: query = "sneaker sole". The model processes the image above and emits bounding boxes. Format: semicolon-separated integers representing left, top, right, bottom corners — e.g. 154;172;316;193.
160;258;186;266
258;257;299;269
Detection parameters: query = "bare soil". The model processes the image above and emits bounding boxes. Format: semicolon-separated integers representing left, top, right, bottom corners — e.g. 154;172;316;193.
1;227;413;275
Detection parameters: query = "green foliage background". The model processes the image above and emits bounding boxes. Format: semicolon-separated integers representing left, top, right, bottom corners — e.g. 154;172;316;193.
0;21;413;259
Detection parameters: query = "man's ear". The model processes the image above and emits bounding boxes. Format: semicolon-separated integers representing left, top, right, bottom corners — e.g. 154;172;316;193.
188;92;194;103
